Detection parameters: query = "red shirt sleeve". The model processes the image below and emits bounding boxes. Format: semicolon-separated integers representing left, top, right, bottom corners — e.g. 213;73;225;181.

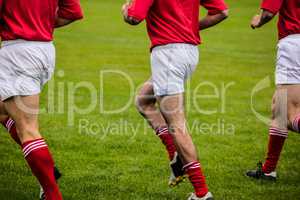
127;0;154;21
261;0;284;14
0;0;3;14
58;0;83;20
201;0;228;15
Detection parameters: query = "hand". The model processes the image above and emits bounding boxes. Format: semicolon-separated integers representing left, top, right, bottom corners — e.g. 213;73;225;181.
122;0;141;25
251;14;261;29
122;3;130;18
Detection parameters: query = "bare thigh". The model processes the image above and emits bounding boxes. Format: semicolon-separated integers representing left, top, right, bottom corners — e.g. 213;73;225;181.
272;85;300;129
136;79;156;110
136;79;167;129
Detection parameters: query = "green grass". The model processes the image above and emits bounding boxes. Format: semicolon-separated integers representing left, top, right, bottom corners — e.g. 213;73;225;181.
1;0;300;199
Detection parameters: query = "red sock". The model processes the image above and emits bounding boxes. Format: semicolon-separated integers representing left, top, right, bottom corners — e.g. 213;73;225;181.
292;115;300;133
155;127;176;160
184;161;208;198
23;138;62;200
1;117;21;145
262;127;288;173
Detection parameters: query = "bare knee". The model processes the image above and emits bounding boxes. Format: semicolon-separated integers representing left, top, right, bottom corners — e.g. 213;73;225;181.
271;105;288;129
270;91;289;129
135;95;145;113
135;81;156;113
135;93;156;115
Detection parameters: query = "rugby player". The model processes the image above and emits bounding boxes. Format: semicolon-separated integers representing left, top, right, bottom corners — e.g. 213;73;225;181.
122;0;228;199
0;0;83;199
247;0;300;181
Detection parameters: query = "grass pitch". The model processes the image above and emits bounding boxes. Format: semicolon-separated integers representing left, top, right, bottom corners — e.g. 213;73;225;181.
0;0;299;199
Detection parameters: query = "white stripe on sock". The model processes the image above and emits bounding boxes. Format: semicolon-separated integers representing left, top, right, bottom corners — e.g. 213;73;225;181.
270;132;288;138
23;141;46;155
6;119;14;132
183;162;199;170
23;140;45;154
269;128;288;137
24;144;48;158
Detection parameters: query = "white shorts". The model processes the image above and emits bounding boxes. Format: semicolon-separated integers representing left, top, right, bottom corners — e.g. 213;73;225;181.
151;43;199;96
0;40;55;101
276;34;300;85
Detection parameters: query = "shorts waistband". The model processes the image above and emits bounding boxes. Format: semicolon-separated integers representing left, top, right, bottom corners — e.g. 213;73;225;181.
152;43;198;51
279;34;300;43
1;39;53;47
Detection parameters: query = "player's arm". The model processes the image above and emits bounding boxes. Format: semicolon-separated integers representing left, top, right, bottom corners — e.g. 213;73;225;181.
250;10;275;29
200;0;229;31
0;0;3;13
251;0;283;29
199;10;229;30
55;18;75;28
55;0;83;28
122;0;153;26
122;2;140;25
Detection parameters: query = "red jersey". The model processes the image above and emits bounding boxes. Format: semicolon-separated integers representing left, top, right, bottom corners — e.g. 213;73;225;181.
0;0;83;42
261;0;300;40
127;0;228;49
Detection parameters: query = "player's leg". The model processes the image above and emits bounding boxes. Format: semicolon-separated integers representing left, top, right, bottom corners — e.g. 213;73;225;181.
247;35;300;181
0;101;8;122
3;95;63;200
150;44;211;199
264;85;300;173
1;100;62;199
261;87;288;178
0;40;62;199
136;80;176;160
0;101;7;115
286;85;300;132
0;101;8;120
2;99;61;200
135;80;185;186
246;85;300;180
157;94;211;199
0;101;22;145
